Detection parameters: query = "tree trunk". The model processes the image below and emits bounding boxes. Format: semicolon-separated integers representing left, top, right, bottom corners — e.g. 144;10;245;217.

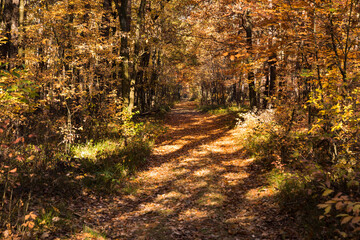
263;53;276;108
133;0;148;113
0;0;20;65
114;0;133;112
243;11;257;109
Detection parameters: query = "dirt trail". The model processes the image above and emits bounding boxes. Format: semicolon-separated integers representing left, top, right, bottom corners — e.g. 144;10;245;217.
82;102;296;240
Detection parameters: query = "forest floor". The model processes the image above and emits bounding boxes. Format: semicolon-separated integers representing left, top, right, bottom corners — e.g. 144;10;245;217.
74;101;299;240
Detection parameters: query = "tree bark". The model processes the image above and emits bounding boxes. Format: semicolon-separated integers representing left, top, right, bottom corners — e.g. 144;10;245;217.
114;0;133;112
243;11;257;109
134;0;148;113
0;0;20;65
263;53;276;108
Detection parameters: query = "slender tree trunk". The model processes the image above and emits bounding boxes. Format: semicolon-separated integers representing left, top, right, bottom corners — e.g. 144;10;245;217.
243;11;257;109
269;53;276;97
263;53;276;108
133;0;148;113
18;0;24;57
0;0;20;65
114;0;133;112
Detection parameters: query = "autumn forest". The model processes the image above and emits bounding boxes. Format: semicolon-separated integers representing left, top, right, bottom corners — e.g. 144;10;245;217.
1;0;360;239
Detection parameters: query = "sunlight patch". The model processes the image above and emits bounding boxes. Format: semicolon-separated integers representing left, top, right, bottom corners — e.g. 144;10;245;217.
197;192;225;206
139;202;172;215
179;208;209;221
172;167;190;176
179;157;201;167
204;145;223;153
154;144;183;156
174;178;208;190
246;188;274;201
155;191;188;203
193;168;212;177
210;164;226;172
140;166;178;185
222;172;247;186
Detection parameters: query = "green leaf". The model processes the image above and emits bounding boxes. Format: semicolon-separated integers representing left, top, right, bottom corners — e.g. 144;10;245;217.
12;71;20;78
7;85;18;92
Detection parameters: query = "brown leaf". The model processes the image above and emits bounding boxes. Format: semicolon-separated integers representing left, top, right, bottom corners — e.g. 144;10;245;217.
341;216;352;225
29;212;37;220
335;201;343;210
13;137;23;144
28;221;35;229
352;216;360;224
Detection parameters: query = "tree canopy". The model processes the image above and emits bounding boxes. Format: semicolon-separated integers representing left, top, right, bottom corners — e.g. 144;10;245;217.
1;0;360;238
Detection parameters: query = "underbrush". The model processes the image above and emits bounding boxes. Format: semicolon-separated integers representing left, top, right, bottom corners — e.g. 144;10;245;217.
73;136;153;193
0;106;165;238
237;106;360;238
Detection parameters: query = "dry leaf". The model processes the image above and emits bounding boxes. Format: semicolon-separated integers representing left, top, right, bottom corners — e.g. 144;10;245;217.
341;216;352;225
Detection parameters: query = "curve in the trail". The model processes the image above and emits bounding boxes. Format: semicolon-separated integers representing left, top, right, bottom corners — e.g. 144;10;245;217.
81;102;298;240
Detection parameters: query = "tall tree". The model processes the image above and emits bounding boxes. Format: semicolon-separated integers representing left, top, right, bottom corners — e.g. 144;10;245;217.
242;10;257;109
114;0;134;112
0;0;20;64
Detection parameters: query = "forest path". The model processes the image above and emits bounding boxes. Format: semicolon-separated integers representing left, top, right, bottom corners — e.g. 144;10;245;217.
82;102;294;240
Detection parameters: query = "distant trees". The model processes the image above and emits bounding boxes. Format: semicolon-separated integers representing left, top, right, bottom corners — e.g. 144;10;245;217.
1;0;185;142
0;0;186;185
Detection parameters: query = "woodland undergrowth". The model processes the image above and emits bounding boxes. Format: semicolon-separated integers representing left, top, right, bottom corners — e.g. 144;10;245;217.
0;69;168;238
236;99;360;239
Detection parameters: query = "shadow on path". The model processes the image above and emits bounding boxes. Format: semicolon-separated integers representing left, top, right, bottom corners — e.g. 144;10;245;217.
81;101;299;240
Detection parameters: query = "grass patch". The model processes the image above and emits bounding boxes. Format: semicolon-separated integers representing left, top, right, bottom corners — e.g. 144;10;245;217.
199;104;249;129
83;226;107;239
198;104;249;115
122;183;139;195
72;139;122;162
72;137;152;193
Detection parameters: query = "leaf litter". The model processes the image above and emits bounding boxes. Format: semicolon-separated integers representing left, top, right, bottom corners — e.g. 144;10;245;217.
72;102;299;239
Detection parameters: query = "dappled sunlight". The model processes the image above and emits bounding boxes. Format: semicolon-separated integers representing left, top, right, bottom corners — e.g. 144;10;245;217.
80;102;286;239
197;192;225;207
137;202;175;216
222;157;255;167
153;143;186;155
193;168;213;177
222;172;247;186
155;191;189;204
177;157;201;167
171;167;191;176
179;208;210;221
174;178;208;190
208;164;226;173
246;188;275;201
139;202;165;213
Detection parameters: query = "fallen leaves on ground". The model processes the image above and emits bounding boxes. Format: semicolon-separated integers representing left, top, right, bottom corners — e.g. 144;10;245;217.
71;102;299;239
